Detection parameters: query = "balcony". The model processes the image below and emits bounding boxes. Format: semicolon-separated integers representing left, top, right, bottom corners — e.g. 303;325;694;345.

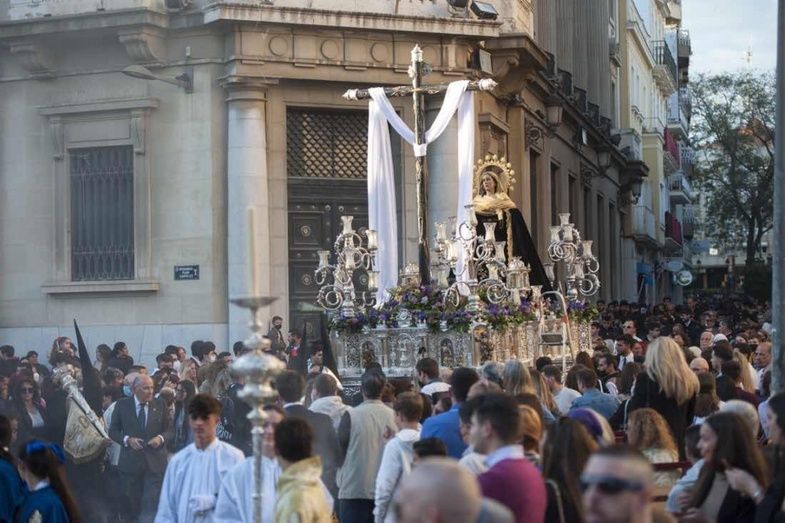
677;29;691;64
680;145;694;176
664;211;683;251
682;207;696;240
667;92;690;140
653;41;678;96
668;173;693;204
633;205;658;246
663;127;681;173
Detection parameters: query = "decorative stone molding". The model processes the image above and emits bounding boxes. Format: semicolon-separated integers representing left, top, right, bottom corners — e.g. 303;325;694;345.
117;27;166;66
7;40;54;79
49;117;65;161
581;166;596;187
130;110;147;155
524;119;543;151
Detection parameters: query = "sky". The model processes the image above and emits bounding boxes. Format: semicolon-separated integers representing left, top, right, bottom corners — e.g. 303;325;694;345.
682;0;778;74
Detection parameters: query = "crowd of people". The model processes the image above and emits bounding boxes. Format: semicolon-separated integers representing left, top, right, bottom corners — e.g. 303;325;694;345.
0;295;782;523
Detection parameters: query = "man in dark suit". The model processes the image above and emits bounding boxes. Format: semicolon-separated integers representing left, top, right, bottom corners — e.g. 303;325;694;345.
266;315;287;358
286;331;308;376
276;370;340;499
109;374;173;522
711;341;736;401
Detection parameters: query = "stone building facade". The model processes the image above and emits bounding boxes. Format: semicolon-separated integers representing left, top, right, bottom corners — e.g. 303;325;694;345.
0;0;656;363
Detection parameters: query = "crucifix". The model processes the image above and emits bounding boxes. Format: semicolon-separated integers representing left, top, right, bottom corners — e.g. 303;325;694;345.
344;44;496;285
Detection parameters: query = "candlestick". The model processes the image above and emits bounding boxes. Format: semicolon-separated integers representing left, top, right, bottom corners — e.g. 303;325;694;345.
248;207;259;296
366;229;378;251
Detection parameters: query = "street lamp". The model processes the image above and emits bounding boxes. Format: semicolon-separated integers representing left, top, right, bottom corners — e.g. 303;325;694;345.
122;65;193;93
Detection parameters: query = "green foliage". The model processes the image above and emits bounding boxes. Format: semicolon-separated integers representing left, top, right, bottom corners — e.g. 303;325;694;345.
690;72;775;262
742;263;772;302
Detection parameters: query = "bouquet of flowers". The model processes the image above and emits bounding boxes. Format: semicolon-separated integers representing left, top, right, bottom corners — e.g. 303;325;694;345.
565;300;599;323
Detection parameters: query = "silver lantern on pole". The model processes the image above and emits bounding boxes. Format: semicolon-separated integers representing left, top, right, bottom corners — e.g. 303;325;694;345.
230;296;286;523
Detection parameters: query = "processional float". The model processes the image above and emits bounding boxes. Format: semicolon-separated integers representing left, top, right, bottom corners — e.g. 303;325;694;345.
314;45;602;379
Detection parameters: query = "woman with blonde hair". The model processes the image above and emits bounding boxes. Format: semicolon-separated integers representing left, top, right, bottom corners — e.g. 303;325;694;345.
733;349;756;393
530;368;560;417
626;408;680;487
627;336;699;459
502;360;535;396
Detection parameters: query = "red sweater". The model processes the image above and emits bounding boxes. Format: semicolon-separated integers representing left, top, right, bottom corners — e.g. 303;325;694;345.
478;458;546;523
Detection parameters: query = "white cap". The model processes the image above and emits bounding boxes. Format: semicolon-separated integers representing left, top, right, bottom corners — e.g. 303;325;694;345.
421;381;451;396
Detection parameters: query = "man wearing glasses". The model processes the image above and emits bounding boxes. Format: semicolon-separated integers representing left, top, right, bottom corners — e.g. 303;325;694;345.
582;446;654;523
621;320;642;343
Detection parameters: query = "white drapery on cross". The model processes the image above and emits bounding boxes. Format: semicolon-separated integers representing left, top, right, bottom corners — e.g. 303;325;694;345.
366;80;477;304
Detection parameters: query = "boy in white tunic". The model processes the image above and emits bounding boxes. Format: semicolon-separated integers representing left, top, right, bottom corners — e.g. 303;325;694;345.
155;394;245;522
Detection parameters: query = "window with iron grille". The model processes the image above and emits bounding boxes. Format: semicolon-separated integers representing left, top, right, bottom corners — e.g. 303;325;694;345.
286;109;367;179
69;146;135;281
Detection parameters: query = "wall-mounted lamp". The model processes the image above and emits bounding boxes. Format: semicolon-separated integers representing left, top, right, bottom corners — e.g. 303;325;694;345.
122;65;193;94
618;175;643;206
597;148;611;172
545;98;563;130
470;0;499;20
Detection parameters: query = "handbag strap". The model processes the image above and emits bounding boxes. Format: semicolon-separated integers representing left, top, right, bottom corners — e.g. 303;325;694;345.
546;479;566;523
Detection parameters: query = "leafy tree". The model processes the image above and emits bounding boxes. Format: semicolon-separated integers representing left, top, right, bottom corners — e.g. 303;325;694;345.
690;72;775;265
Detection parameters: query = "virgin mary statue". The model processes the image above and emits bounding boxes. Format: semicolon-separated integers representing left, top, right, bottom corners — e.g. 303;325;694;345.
471;156;552;291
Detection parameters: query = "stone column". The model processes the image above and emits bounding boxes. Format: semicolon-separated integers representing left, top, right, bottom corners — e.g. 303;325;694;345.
556;0;575;74
223;78;274;345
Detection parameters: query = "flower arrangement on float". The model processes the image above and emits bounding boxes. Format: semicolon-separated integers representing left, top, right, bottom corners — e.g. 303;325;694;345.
329;282;541;335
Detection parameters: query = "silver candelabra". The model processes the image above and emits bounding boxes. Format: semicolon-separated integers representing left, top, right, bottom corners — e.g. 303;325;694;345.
433;204;535;310
315;216;379;318
229;296;286;523
545;212;601;301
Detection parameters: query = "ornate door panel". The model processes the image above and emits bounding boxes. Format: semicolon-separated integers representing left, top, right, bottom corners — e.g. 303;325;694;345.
288;181;368;343
286;108;370;344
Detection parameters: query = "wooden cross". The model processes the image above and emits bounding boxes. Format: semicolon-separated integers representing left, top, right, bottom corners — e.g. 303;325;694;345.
344;44;495;285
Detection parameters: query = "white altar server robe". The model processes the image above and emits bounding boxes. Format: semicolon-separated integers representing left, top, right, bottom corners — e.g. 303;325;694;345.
214;456;280;523
155;439;244;523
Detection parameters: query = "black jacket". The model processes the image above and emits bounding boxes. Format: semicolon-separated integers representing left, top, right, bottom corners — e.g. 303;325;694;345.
109;396;173;474
627;372;696;459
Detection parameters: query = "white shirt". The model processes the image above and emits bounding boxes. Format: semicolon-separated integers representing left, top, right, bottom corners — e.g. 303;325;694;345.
485;444;525;468
155;439;245;523
214;455;334;523
553;386;582;414
214;456;281;523
374;428;419;523
617;353;635;370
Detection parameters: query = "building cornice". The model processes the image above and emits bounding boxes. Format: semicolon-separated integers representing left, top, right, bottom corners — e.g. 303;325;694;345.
202;2;501;38
0;8;171;39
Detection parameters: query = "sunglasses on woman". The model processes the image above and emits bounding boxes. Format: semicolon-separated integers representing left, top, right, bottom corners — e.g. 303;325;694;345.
20;387;34;393
580;475;644;495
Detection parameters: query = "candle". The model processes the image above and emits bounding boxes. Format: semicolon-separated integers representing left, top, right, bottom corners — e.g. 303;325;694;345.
247;207;259;296
465;204;478;227
366;229;378;251
317;250;330;268
582;240;593;258
495;241;506;262
435;222;447;243
559;213;571;227
550;226;561;243
483;222;496;242
368;271;379;292
563;225;574;242
544;262;555;282
341;215;354;235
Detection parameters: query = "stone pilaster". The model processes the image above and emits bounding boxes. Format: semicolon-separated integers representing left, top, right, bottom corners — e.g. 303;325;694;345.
222;77;276;344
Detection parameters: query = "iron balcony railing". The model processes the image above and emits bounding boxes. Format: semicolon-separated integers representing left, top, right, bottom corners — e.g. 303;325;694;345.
653;40;678;87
